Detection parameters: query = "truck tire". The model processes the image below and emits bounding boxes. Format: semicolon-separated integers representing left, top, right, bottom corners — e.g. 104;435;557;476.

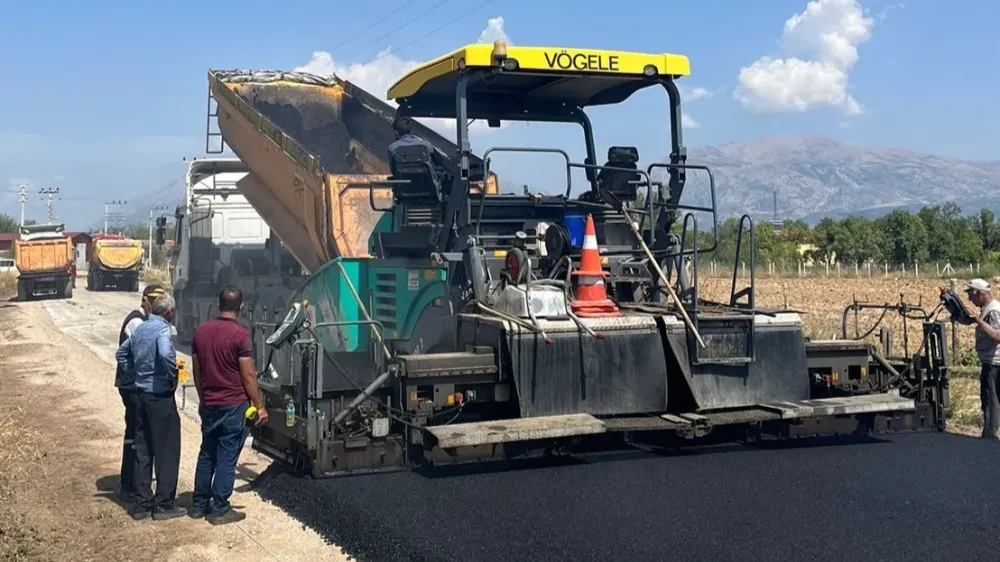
16;280;27;302
63;279;74;299
131;277;140;292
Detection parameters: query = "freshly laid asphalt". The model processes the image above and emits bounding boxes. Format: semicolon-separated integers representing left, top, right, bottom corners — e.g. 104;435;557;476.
255;432;1000;562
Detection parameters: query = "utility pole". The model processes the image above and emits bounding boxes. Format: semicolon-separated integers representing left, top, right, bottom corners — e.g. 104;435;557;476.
104;200;127;234
17;184;28;226
147;205;169;267
39;187;60;224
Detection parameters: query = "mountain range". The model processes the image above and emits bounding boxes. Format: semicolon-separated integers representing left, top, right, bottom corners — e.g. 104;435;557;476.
677;136;1000;224
115;136;1000;228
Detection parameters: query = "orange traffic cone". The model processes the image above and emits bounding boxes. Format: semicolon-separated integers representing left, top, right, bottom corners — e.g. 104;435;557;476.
571;214;621;317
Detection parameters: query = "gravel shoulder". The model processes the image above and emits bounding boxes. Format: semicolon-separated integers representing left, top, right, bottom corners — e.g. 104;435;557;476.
0;297;350;562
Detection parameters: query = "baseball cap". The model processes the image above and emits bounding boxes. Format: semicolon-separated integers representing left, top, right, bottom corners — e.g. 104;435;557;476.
964;278;991;293
143;284;166;299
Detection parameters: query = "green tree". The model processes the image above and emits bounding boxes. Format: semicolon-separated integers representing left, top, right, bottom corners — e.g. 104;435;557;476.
877;210;929;264
810;217;841;263
779;219;812;246
918;203;984;264
0;213;17;233
972;208;999;252
833;216;885;264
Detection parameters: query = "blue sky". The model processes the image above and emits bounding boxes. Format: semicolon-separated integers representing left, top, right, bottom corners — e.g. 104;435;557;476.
1;0;998;229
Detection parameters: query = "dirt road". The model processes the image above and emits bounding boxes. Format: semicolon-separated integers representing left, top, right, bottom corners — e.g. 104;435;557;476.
0;289;351;561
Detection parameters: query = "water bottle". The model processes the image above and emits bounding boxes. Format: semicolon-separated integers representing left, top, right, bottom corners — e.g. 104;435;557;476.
285;398;296;428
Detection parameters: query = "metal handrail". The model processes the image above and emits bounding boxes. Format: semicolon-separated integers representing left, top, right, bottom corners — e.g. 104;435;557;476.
645;163;719;254
478;147;573;234
567;162;656;246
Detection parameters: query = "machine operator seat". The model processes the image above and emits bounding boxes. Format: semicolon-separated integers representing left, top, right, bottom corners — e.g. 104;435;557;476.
597;146;641;202
388;143;444;204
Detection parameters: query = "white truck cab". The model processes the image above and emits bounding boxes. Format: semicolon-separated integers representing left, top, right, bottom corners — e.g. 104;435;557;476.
171;158;265;342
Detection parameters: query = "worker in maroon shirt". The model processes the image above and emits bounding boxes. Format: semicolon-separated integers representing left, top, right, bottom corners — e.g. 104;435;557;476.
189;286;268;525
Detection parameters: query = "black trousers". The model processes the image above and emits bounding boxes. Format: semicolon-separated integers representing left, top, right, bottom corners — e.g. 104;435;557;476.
133;391;181;510
981;364;1000;438
118;388;140;502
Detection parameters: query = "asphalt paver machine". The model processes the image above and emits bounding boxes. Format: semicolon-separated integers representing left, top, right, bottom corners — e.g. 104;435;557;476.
211;41;948;477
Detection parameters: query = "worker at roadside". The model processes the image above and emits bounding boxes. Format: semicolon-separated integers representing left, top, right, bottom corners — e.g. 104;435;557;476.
114;284;165;508
958;278;1000;439
190;286;268;525
116;293;185;520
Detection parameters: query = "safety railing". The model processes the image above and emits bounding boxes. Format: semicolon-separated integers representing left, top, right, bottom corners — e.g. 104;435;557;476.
478;147;574;234
730;214;755;311
645;162;719;255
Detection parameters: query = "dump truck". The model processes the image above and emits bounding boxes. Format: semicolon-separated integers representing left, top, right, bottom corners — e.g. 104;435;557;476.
86;234;143;292
14;223;75;301
208;41;948;478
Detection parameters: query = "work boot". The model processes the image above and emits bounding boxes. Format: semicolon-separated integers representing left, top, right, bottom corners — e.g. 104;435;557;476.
207;509;247;526
189;505;210;519
129;507;152;521
152;506;189;521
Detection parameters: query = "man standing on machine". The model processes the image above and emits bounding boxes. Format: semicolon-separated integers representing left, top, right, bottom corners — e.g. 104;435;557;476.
960;278;1000;439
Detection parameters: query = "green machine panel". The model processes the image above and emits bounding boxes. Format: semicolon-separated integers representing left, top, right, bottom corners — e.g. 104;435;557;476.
298;258;371;353
369;264;446;340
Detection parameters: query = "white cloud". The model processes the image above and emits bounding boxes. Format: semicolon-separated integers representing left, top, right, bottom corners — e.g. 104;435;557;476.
734;0;873;116
294;18;513;136
683;87;713;102
682;114;701;129
478;17;511;45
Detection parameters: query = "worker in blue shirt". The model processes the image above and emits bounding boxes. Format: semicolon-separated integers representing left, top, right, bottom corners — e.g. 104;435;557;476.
116;293;186;521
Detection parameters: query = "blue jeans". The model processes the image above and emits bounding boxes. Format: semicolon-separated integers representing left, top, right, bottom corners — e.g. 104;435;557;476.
193;402;249;515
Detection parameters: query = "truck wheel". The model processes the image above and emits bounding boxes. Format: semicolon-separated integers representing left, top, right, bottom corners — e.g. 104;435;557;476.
131;278;140;292
16;280;27;302
64;279;74;299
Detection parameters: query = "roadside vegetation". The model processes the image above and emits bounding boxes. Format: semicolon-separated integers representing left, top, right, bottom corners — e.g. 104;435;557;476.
0;272;16;300
140;266;171;289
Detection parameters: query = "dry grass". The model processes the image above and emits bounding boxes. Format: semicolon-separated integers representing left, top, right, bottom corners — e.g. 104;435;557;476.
0;405;46;561
0;406;45;490
140;266;171;289
0;272;16;300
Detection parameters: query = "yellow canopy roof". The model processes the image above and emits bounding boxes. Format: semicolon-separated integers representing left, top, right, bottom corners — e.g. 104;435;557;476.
387;44;690;108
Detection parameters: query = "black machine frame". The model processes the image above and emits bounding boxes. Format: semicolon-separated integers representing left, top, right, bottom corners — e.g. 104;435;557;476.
240;50;952;479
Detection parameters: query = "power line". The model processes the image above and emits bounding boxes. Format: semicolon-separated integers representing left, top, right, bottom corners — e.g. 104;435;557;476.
363;0;498;65
326;0;423;54
39;187;60;224
338;0;454;61
104;200;128;234
17;184;28;226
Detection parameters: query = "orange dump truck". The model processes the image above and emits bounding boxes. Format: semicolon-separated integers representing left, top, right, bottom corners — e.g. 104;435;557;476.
14;223;75;301
87;234;143;292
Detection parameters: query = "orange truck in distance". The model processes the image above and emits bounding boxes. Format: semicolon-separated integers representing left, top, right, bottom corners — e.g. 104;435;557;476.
14;223;75;301
87;234;143;292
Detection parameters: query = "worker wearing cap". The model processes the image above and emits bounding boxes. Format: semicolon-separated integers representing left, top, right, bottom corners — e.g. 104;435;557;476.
114;284;164;508
116;292;185;520
960;278;1000;439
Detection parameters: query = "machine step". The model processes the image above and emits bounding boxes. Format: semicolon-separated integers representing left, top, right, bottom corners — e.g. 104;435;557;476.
758;394;914;419
425;413;606;449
